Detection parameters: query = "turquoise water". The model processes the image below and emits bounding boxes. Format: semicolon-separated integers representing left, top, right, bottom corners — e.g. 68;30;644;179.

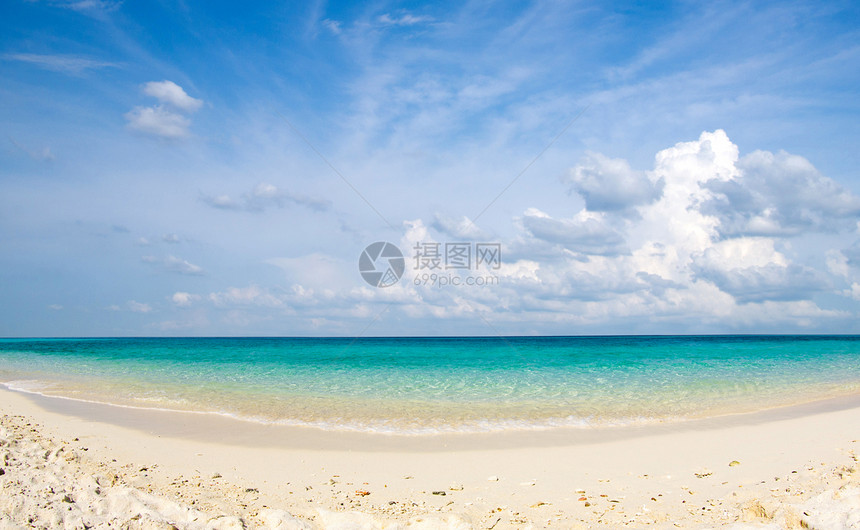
1;336;859;433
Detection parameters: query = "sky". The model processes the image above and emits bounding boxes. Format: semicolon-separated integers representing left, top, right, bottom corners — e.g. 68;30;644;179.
1;0;860;337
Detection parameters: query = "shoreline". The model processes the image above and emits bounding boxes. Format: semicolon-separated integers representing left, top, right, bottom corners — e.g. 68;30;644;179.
5;383;860;451
2;386;860;528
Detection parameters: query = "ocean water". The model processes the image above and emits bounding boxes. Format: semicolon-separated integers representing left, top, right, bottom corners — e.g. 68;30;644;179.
1;336;859;434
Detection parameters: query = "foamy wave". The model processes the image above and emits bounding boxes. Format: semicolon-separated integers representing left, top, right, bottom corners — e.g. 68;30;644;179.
2;380;684;435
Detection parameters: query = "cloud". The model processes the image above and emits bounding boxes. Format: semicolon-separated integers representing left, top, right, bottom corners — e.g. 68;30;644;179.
108;301;157;314
521;208;627;256
567;152;664;212
125;81;203;139
54;0;120;14
142;81;203;112
208;285;283;308
164;256;203;275
202;183;331;213
322;19;342;35
691;238;826;303
841;240;860;268
3;53;118;74
127;300;152;313
162;233;181;244
171;291;200;307
378;13;433;26
47;304;63;311
8;137;55;161
141;255;204;275
431;214;487;239
125;106;191;139
702;150;860;237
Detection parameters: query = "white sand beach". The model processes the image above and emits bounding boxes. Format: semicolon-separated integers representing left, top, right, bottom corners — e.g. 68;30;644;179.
1;387;859;529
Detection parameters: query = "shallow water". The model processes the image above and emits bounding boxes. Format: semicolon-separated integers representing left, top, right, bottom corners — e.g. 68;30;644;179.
1;336;859;434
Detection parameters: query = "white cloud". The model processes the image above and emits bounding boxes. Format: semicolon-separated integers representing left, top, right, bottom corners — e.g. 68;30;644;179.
521;208;627;256
702;150;860;237
141;255;204;275
47;304;63;310
142;81;203;112
165;256;203;275
567;152;664;212
208;286;284;308
127;300;152;313
57;0;120;14
322;19;342;34
162;233;181;244
378;13;433;26
125;81;203;139
125;106;191;139
431;214;487;239
171;292;199;307
201;182;330;212
3;53;118;74
691;239;826;303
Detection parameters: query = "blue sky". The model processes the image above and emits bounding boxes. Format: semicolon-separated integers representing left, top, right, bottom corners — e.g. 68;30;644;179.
2;0;860;336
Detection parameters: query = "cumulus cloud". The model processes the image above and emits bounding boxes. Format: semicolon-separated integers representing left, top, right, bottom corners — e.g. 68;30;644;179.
691;239;826;303
702;150;860;237
431;214;487;239
143;81;203;112
492;130;847;314
125;106;191;139
171;292;200;307
842;240;860;268
521;208;627;256
140;130;858;333
567;152;664;212
125;81;202;139
201;183;330;212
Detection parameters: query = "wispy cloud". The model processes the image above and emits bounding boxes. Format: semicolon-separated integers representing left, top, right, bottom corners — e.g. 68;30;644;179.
378;12;433;27
109;300;152;313
141;255;204;275
201;183;331;213
2;53;119;74
7;137;55;161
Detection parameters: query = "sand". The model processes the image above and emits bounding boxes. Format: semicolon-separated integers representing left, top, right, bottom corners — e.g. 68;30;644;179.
1;387;859;529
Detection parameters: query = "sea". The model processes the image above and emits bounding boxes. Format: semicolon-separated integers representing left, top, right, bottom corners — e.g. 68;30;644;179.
1;335;859;435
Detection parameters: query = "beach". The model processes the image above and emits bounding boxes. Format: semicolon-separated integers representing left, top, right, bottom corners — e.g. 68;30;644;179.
2;387;859;529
